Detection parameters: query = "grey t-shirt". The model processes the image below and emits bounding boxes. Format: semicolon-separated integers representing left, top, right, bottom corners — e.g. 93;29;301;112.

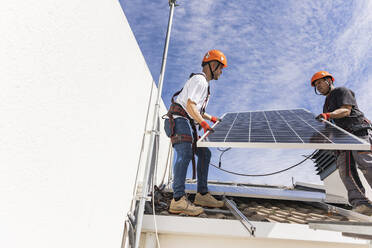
323;87;365;131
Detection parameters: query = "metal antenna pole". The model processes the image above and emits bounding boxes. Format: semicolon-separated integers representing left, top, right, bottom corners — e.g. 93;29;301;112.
133;1;177;247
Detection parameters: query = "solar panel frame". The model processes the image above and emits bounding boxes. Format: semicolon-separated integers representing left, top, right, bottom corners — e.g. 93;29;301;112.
197;108;370;150
164;183;348;204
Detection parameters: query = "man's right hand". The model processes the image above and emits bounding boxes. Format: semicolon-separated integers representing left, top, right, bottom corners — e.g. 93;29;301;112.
315;113;330;121
200;121;214;133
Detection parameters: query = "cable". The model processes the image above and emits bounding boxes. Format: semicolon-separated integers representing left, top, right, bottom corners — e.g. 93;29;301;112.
217;147;231;167
159;141;172;187
151;185;161;248
210;150;318;177
120;219;128;248
129;80;156;215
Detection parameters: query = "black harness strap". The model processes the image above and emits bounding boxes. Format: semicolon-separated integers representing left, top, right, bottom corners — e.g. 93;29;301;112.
171;134;193;144
200;85;210;116
342;118;372;136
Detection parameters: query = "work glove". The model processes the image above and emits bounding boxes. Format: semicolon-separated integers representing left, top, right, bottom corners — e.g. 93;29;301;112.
315;113;331;121
200;121;214;133
211;116;222;123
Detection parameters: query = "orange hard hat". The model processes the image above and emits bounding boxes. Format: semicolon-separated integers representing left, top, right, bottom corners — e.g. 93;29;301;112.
202;49;227;68
311;71;335;86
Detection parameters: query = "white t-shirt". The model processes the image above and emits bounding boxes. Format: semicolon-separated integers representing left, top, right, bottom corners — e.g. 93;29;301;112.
175;73;209;120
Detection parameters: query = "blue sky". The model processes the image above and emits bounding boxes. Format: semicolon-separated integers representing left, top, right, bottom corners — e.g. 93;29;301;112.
121;0;372;186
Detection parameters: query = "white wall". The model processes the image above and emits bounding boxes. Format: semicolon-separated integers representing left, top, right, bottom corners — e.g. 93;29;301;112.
0;1;169;247
324;170;349;199
141;215;369;248
150;234;368;248
324;169;372;202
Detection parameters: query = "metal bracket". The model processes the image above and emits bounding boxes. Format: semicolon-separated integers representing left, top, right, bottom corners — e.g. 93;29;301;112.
136;195;151;202
223;196;256;236
146;130;160;135
169;0;179;7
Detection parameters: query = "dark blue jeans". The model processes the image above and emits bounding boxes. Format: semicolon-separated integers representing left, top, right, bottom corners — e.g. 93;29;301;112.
164;118;211;199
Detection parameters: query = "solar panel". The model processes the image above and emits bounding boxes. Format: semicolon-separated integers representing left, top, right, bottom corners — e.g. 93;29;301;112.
197;108;370;150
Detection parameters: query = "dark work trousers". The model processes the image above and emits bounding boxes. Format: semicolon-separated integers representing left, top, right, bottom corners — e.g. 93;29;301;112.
336;130;372;206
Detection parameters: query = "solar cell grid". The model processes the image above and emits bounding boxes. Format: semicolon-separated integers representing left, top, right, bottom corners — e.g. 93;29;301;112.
197;108;370;150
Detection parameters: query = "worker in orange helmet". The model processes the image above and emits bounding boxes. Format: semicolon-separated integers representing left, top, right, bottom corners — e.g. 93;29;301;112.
311;70;372;215
164;49;227;216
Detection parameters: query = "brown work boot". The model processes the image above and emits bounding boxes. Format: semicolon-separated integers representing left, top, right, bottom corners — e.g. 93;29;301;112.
194;192;224;208
353;203;372;216
169;196;204;216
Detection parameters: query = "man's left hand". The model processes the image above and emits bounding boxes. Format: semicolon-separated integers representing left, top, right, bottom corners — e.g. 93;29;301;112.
211;116;222;123
201;121;214;133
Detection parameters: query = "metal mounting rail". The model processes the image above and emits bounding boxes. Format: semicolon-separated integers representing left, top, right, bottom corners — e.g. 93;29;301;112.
223;196;256;236
316;201;372;222
308;221;372;236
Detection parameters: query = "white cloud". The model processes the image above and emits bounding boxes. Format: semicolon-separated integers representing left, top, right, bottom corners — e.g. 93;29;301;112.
331;1;372;117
